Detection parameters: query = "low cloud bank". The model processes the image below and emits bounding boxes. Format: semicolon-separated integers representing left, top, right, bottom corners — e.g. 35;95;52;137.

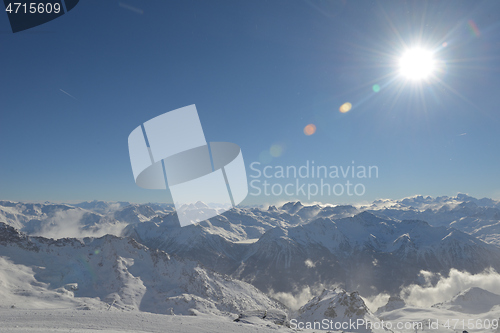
401;268;500;307
269;283;329;311
31;209;127;239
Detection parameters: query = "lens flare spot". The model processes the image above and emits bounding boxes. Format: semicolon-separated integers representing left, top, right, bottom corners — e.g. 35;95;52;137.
468;20;480;37
270;144;284;157
339;102;352;113
304;124;316;136
372;84;380;93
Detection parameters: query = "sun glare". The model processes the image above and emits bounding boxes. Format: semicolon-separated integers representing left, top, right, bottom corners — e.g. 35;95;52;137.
399;48;435;81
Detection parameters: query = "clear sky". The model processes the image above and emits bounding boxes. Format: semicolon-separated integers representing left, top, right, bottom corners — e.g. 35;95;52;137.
1;0;500;205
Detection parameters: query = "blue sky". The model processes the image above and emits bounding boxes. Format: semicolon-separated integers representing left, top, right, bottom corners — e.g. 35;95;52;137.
1;0;500;205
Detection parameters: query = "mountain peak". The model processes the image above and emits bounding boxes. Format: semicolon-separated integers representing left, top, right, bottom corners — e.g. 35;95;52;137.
432;287;500;314
376;295;405;314
297;288;386;332
280;201;304;214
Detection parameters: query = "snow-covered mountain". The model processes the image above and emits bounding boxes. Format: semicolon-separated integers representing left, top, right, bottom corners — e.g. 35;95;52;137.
3;195;500;331
233;212;500;296
72;200;131;214
0;222;286;318
3;195;500;299
0;201;78;231
432;287;500;314
0;201;172;239
366;194;500;245
124;211;500;297
4;193;500;244
376;296;406;314
295;288;388;333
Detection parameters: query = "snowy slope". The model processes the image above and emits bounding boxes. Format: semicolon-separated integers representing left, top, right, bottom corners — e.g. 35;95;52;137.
432;287;500;314
0;222;285;318
376;296;405;314
0;309;296;333
379;303;500;333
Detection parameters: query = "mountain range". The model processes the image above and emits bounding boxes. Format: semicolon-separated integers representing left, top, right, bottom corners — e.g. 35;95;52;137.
2;194;500;332
0;222;286;318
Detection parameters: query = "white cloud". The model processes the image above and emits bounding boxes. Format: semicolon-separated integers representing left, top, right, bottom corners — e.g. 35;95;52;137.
105;203;122;213
31;209;127;239
304;259;316;268
361;293;390;313
401;268;500;307
268;283;328;311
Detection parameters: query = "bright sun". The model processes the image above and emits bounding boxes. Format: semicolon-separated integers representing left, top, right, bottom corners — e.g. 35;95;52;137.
399;48;435;81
